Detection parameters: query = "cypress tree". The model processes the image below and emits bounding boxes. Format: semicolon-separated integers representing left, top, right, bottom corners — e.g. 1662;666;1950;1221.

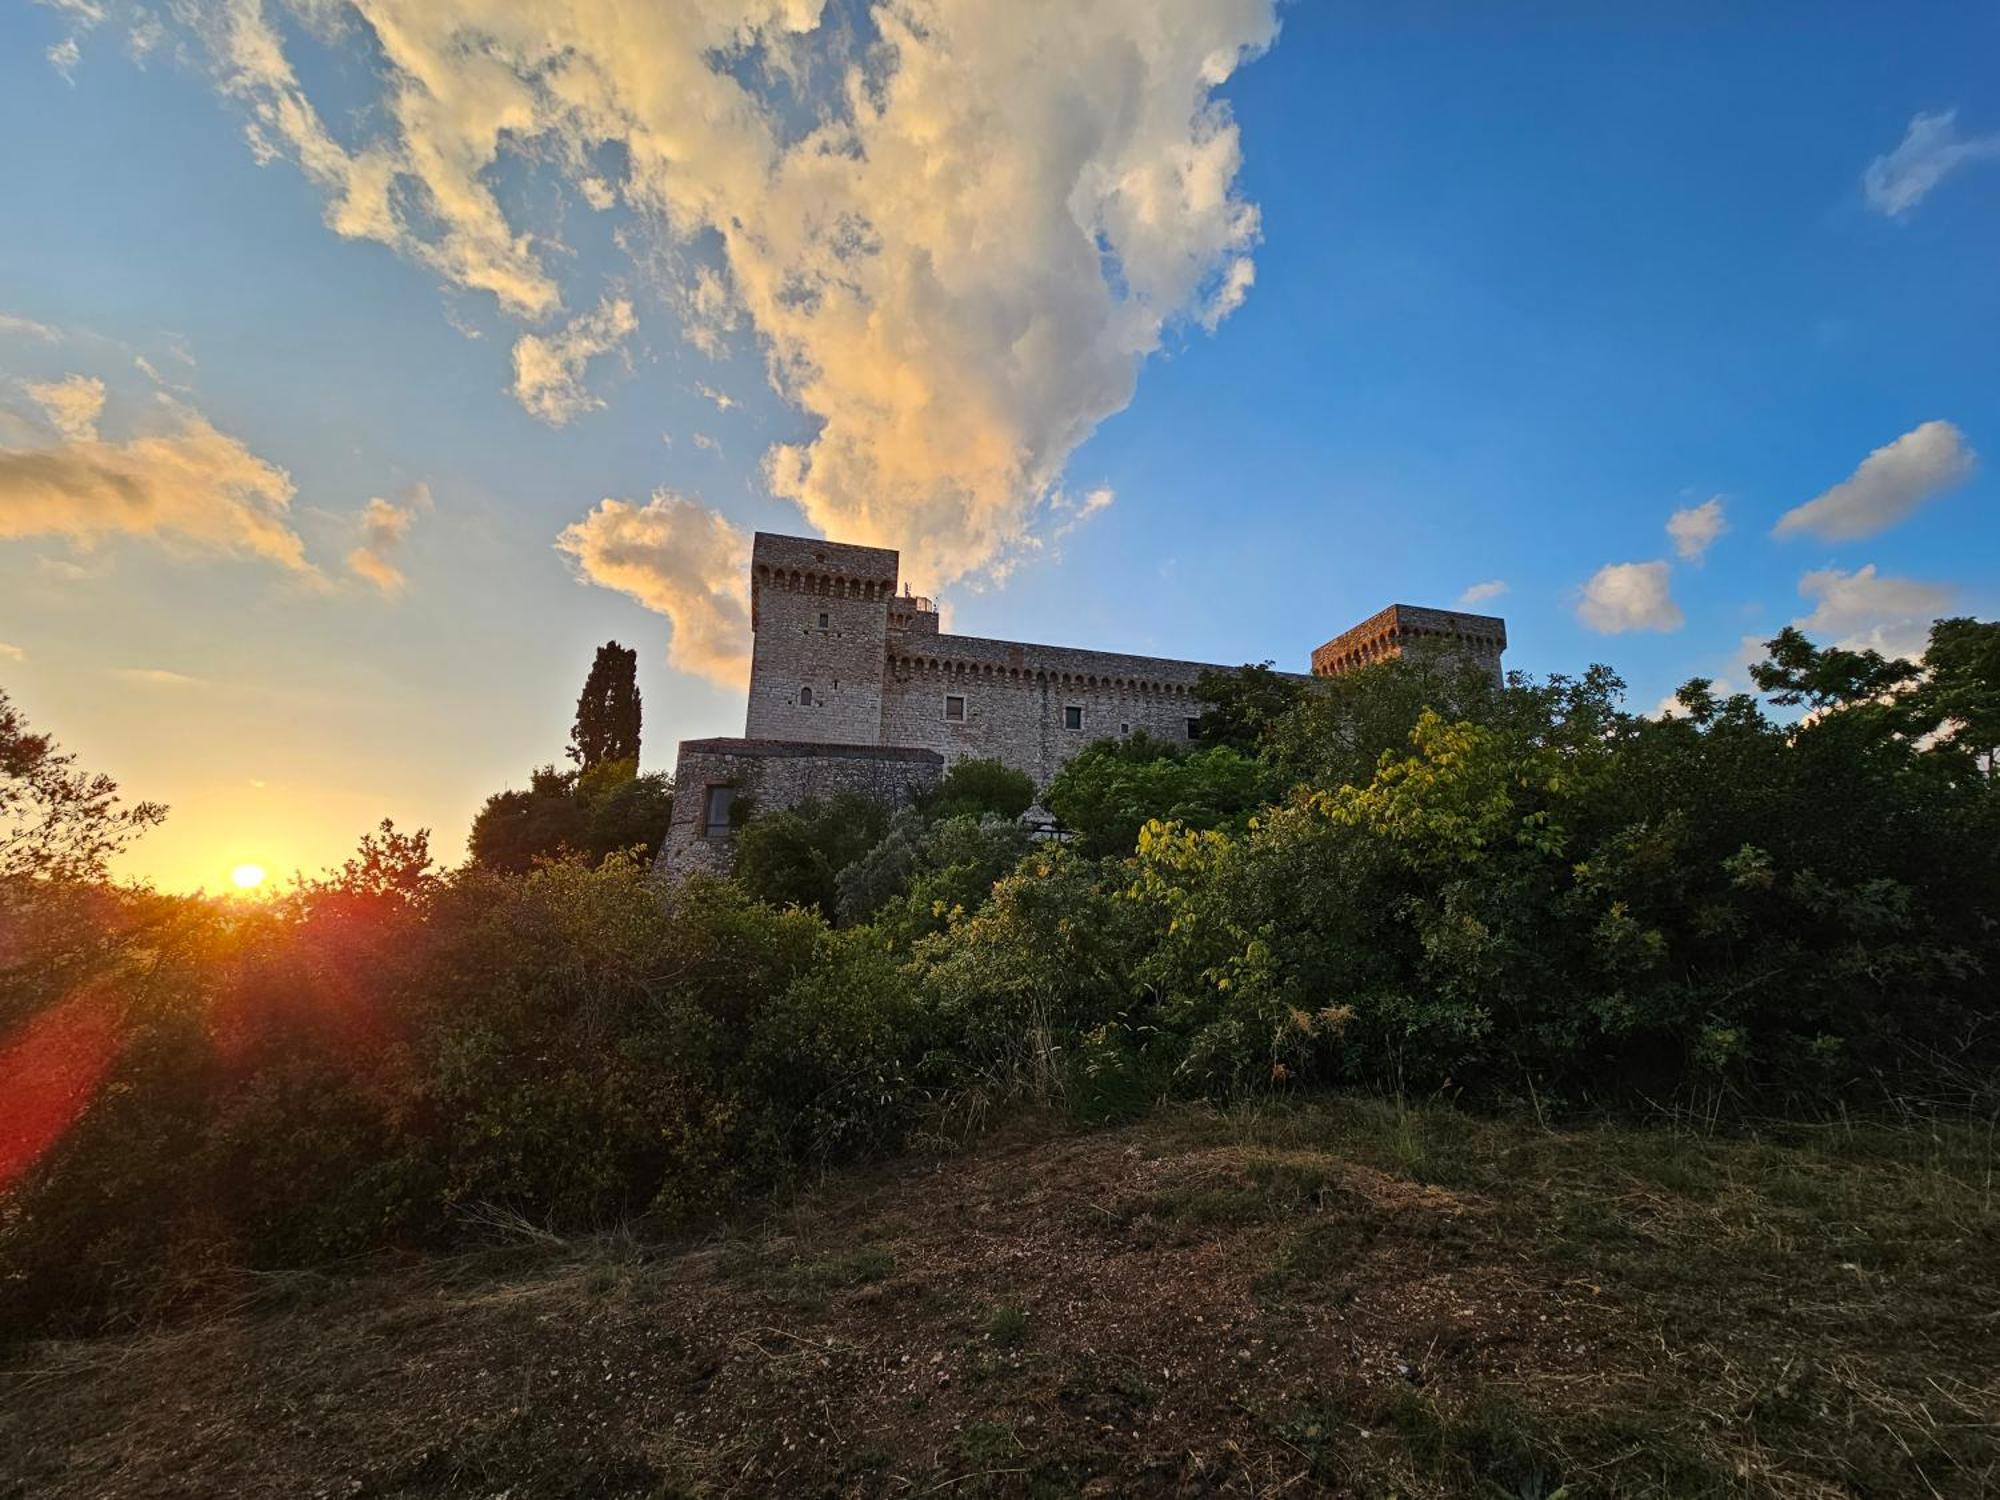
569;641;642;770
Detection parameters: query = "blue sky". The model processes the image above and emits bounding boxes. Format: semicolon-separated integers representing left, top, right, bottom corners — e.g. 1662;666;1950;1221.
1;1;1995;890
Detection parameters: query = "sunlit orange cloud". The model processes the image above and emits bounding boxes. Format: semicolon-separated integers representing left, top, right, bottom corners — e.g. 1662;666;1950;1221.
0;985;121;1193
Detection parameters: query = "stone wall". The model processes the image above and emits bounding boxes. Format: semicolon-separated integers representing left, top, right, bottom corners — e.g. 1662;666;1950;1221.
879;633;1220;784
1310;604;1507;686
657;736;943;879
656;530;1512;880
745;535;899;747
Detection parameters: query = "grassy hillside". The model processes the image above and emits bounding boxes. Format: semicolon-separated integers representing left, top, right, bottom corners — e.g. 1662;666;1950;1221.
6;1097;1995;1498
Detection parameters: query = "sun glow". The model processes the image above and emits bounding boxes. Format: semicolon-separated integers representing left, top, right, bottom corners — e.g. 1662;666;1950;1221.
231;863;267;890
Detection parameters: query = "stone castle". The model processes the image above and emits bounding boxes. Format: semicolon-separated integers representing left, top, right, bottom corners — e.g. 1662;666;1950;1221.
658;532;1507;877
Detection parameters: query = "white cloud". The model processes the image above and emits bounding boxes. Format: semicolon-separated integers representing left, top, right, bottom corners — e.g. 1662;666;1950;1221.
1864;110;2000;217
1666;495;1726;562
346;483;431;593
695;383;737;412
183;0;1278;587
1793;564;1954;661
691;432;719;453
1047;484;1114;543
47;38;82;79
1457;579;1507;607
554;493;752;687
0;642;24;662
1774;421;1975;541
0;395;314;574
510;297;636;425
26;375;106;442
0;313;63;343
1577;560;1683;634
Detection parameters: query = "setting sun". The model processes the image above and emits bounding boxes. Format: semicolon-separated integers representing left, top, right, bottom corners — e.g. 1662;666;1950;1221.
230;863;266;890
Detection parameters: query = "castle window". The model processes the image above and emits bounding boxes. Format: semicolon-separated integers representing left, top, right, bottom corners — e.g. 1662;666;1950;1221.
1186;716;1202;740
702;785;736;839
1064;704;1083;732
1120;722;1129;736
799;685;813;706
944;694;965;722
818;611;829;629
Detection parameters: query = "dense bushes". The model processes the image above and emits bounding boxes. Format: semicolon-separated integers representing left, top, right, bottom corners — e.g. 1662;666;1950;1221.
4;623;1999;1335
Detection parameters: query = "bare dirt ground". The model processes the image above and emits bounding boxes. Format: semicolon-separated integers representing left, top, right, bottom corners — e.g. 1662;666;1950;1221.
4;1100;1995;1497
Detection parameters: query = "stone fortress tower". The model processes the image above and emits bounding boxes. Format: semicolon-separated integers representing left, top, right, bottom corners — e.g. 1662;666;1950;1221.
658;533;1506;878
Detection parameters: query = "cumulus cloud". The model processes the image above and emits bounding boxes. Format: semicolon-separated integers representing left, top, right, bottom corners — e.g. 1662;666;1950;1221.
1577;561;1683;634
1457;579;1507;607
1793;564;1954;661
0;396;313;573
26;375;106;442
554;493;752;686
1774;421;1975;541
346;482;431;593
184;0;1278;587
1864;110;2000;217
511;297;637;425
1666;495;1726;562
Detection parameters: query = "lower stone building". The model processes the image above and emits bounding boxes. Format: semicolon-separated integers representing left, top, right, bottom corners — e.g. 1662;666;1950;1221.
657;532;1506;878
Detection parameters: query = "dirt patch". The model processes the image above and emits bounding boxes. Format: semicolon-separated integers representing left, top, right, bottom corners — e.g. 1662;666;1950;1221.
6;1105;1991;1497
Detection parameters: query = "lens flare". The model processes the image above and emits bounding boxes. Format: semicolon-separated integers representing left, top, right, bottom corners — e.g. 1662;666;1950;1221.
231;863;266;890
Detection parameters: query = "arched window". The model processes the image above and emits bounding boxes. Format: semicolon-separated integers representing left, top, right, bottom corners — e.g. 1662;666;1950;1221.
799;685;814;706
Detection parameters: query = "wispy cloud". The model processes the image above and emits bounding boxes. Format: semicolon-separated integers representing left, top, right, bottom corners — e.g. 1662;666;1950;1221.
554;493;751;687
1774;421;1975;541
1457;579;1507;607
0;642;24;663
346;483;432;594
1577;560;1683;634
695;383;737;413
0;312;63;344
510;298;636;426
112;667;208;688
0;391;315;575
1666;496;1726;562
1864;110;2000;217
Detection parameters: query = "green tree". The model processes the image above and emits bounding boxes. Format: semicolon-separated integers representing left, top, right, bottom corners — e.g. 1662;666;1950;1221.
1045;735;1272;858
1;686;166;883
568;641;642;771
921;757;1035;821
1192;661;1308;755
734;794;889;916
467;766;587;872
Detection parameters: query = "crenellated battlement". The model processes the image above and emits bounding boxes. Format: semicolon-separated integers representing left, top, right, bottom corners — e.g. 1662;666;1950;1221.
660;532;1509;877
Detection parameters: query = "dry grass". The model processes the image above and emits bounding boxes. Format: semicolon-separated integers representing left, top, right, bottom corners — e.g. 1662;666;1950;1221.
3;1097;1995;1497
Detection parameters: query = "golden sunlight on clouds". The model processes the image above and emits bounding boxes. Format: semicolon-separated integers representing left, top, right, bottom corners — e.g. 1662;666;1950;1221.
0;390;315;573
554;492;752;687
189;0;1277;633
347;483;431;594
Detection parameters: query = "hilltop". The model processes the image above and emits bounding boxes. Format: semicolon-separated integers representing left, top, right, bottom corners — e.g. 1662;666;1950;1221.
6;1097;1994;1498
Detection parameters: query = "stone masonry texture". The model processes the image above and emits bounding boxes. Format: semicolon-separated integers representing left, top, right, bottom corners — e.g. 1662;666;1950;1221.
658;532;1508;877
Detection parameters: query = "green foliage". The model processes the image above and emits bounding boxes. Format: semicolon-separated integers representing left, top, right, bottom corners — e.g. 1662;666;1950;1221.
1044;734;1272;858
467;761;672;873
568;640;642;770
1;686;166;883
1192;660;1308;755
920;757;1035;821
8;619;2000;1341
733;793;888;916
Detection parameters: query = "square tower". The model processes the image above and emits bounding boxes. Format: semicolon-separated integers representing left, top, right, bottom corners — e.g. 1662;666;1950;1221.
1311;605;1508;686
744;533;899;745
